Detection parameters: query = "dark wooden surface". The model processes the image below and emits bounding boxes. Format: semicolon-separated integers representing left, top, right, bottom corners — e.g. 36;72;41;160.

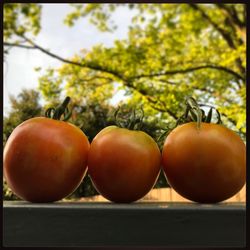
3;201;246;247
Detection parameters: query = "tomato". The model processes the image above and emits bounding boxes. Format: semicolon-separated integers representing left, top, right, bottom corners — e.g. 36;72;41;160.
3;117;90;202
162;122;246;203
87;126;161;203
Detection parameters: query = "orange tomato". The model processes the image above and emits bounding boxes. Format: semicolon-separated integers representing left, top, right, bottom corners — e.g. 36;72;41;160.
4;117;90;202
162;122;246;203
87;126;161;203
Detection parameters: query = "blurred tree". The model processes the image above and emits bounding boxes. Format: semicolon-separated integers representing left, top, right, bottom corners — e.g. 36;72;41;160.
3;89;42;147
4;4;246;138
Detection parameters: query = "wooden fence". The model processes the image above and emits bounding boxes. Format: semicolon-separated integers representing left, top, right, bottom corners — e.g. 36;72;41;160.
79;184;246;202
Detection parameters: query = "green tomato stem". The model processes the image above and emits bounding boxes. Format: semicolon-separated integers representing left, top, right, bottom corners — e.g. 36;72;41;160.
45;96;72;121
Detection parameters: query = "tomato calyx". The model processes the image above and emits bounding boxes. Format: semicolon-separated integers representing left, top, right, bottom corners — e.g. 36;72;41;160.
158;97;223;142
113;105;144;130
177;97;222;128
45;96;72;121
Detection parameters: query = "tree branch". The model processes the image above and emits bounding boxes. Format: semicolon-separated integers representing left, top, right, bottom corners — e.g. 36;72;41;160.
215;4;245;47
4;42;36;50
5;37;245;82
129;64;245;82
124;80;178;120
4;36;125;81
189;4;245;76
146;97;179;120
189;4;236;49
221;112;246;138
216;4;245;29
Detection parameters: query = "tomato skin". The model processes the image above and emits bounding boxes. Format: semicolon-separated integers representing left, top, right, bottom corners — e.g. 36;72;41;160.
3;117;90;202
162;122;246;203
87;126;161;203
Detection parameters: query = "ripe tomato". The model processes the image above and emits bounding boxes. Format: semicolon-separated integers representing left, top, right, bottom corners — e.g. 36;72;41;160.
3;117;90;202
162;122;246;203
87;126;161;203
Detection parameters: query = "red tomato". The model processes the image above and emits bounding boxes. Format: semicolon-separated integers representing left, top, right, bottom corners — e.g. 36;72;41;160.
162;122;246;203
3;117;90;202
87;126;161;203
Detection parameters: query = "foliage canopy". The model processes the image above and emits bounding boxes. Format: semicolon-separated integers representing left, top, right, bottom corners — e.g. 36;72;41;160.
4;4;246;136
